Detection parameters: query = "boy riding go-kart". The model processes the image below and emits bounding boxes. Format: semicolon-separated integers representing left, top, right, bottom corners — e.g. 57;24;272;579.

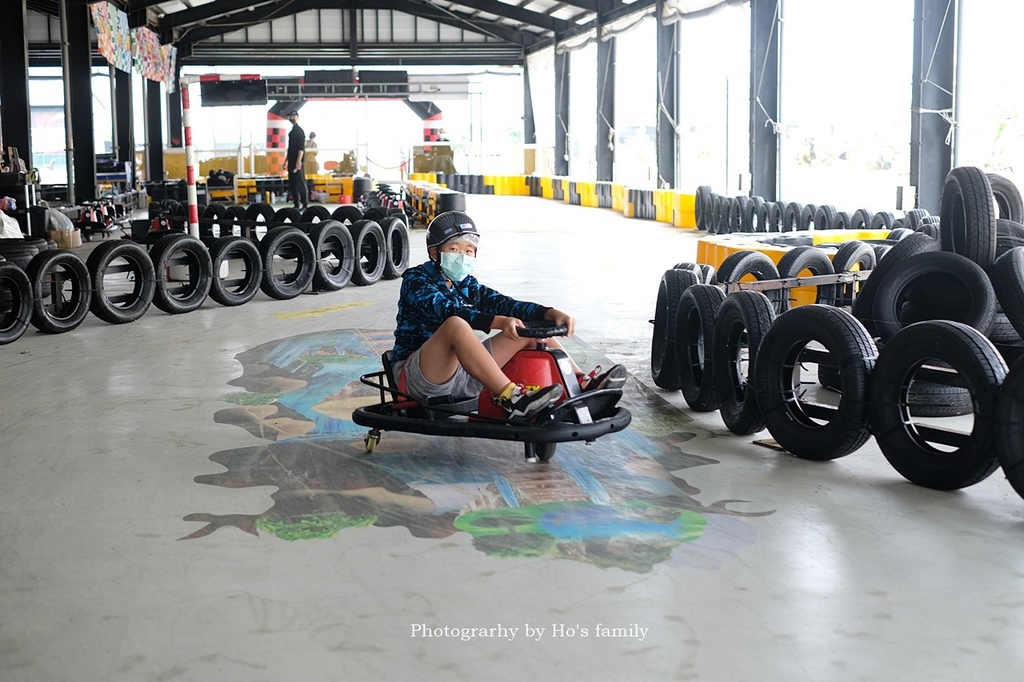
353;211;631;461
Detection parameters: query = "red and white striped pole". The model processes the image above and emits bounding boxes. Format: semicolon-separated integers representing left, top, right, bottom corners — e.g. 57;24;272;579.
180;76;200;237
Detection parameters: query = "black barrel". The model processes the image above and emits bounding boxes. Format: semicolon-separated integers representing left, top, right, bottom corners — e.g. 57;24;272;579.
437;191;467;213
353;176;374;199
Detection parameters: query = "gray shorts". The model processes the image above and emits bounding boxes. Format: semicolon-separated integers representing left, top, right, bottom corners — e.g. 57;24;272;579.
393;337;493;401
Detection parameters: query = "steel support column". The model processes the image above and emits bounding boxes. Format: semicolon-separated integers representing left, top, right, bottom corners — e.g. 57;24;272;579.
523;61;536;146
167;88;183;147
749;0;779;201
554;50;569;177
67;0;96;202
910;0;956;213
596;34;615;182
655;1;678;189
114;69;133;170
0;0;32;165
145;79;164;181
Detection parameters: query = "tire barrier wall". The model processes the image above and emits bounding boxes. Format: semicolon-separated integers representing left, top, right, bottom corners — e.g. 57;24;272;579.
649;166;1024;503
0;202;412;346
407;173;697;229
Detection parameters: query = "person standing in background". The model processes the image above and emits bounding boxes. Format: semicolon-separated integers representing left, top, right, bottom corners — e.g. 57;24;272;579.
305;131;319;175
287;111;308;210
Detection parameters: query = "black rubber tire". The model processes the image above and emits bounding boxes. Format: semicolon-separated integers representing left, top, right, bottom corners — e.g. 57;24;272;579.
782;202;803;232
202;203;229;238
819;360;972;417
331;205;364;226
149;233;213;314
25;249;92;334
769;202;786;233
202;203;225;220
850;208;873;231
259;226;317;300
87;239;156;324
381;216;410;280
988;173;1023;223
244;203;276;242
831;240;876;307
887;227;914;241
208;236;262;306
712;195;729;234
994;356;1024;500
989;310;1021;343
168;200;187;231
0;261;32;344
272;207;303;224
300;205;331;223
989;247;1024;340
775;245;837;310
754;200;770;234
348;219;387;286
940;166;997;269
742;196;762;232
870;250;996;341
905;209;931;230
673;261;702;280
704;195;720;234
799;204;818;231
673;284;726;411
914;222;940;240
851;232;940;336
695;186;714;232
753;305;877;460
831;211;853;230
870;211;896;231
221;204;247;237
813;205;837;232
716;250;784;313
995;219;1024;258
712;290;776;435
0;238;45;270
309;220;356;291
651;268;698;389
362;206;388;223
870;320;1005;490
726;198;744;234
697;263;717;285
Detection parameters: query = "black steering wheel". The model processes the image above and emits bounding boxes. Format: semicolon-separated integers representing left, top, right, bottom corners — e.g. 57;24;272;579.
516;319;569;338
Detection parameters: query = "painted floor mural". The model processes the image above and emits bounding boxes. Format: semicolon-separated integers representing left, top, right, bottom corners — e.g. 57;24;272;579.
183;329;772;573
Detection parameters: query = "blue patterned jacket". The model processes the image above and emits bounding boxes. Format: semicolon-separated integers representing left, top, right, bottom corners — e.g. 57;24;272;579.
392;260;549;364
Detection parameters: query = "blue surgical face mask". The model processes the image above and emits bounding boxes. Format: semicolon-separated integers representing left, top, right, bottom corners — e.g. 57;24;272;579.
439;251;476;283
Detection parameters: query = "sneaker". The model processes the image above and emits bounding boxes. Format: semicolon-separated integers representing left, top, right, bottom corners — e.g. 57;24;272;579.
580;364;627;392
499;384;563;421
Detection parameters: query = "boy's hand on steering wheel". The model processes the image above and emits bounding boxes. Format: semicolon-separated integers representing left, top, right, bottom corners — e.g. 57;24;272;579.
546;309;575;336
494;315;524;339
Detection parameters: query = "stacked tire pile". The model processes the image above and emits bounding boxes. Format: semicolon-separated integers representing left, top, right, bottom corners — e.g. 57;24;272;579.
0;202;411;346
694;184;966;235
653;166;1024;501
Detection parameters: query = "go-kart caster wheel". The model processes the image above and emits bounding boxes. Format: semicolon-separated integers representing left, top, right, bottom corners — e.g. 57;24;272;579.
364;430;381;453
524;442;555;463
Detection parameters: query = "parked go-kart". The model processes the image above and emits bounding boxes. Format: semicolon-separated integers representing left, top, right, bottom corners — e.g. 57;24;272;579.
352;322;632;462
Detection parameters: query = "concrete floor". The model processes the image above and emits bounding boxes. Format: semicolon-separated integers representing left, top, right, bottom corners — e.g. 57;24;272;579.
2;195;1024;681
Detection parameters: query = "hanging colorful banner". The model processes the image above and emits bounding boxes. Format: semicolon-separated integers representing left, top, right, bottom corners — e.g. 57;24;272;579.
161;44;179;92
132;26;164;82
89;1;132;73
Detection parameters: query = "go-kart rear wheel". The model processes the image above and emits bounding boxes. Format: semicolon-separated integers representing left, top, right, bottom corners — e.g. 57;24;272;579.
525;442;555;463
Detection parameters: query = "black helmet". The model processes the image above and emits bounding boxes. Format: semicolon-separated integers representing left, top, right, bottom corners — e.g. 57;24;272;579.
427;211;479;249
